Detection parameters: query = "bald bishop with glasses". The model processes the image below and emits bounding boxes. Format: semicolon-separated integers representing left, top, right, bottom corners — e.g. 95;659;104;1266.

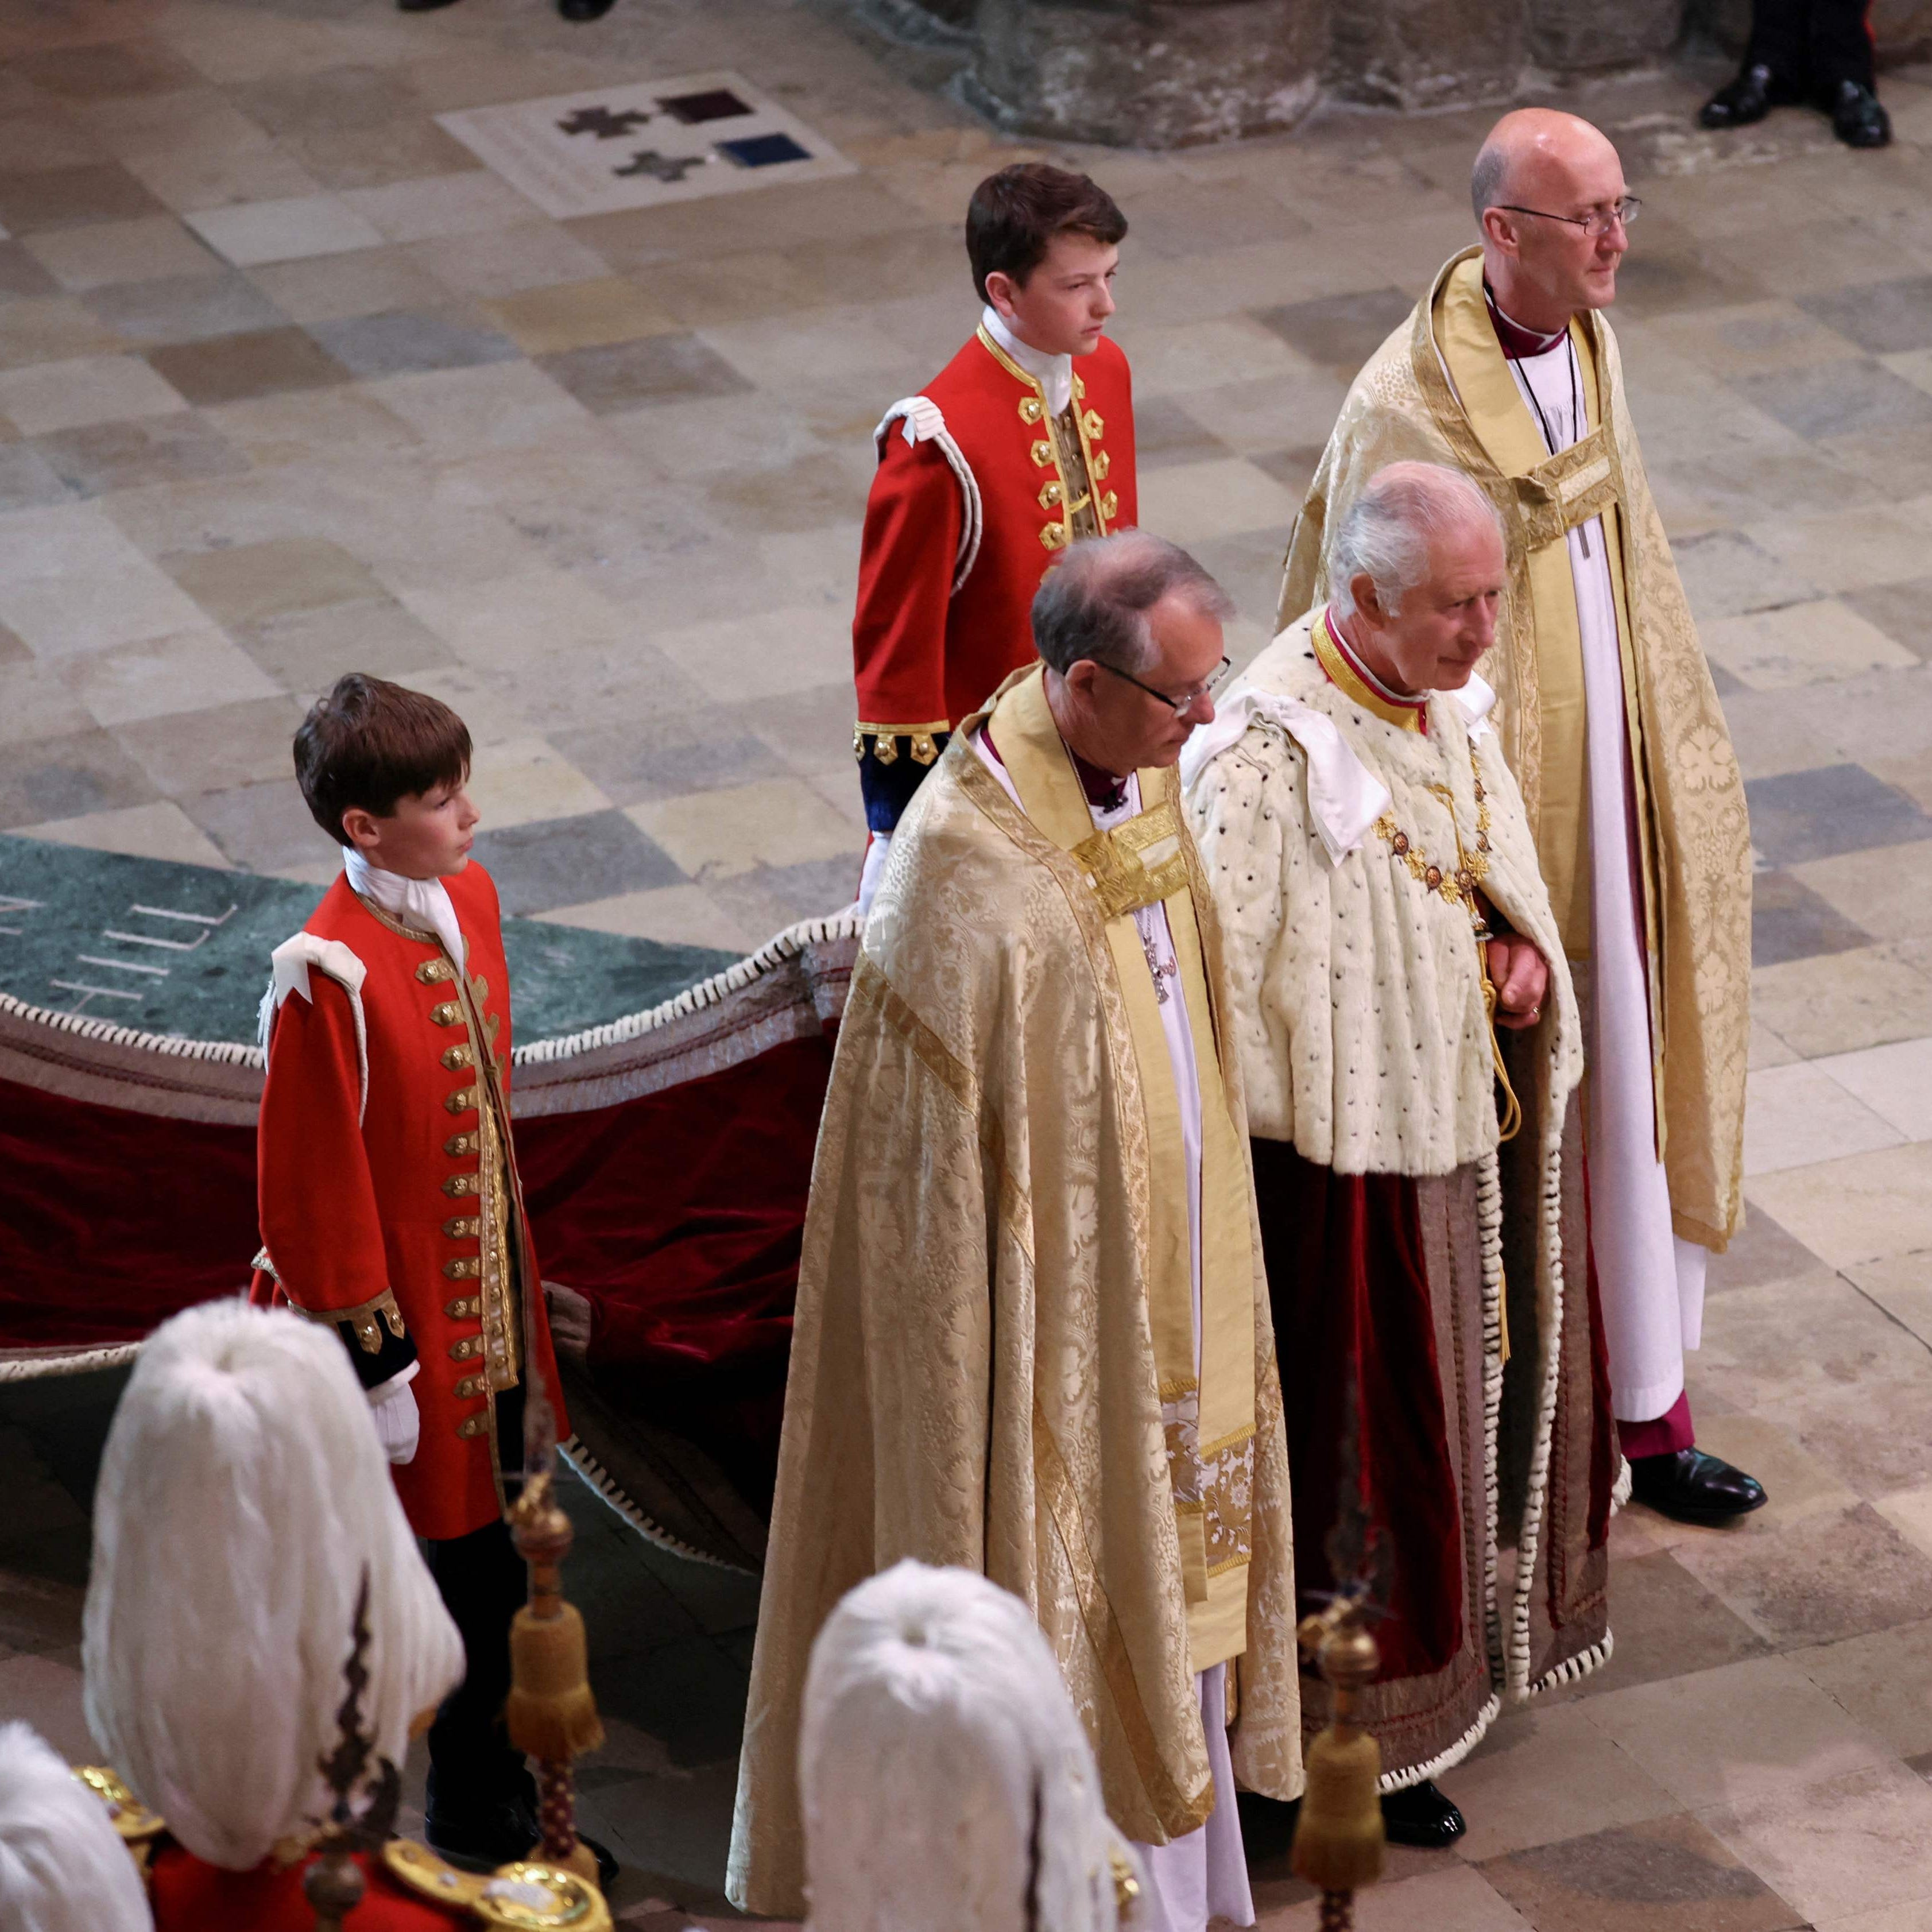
729;531;1304;1932
1280;109;1761;1534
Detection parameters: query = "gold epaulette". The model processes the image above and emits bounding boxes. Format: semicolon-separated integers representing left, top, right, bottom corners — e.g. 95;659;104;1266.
384;1840;612;1930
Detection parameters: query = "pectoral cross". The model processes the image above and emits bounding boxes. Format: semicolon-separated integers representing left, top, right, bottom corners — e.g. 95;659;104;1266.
1141;924;1178;1005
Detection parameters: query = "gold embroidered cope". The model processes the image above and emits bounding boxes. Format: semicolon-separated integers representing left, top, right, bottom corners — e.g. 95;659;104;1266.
726;662;1301;1919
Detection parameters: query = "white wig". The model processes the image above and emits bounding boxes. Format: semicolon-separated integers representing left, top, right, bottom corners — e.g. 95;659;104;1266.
1327;459;1503;621
800;1561;1143;1932
0;1723;153;1932
82;1300;464;1871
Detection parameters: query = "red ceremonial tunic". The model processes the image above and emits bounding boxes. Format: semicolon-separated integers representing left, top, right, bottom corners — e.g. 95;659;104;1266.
851;324;1137;831
251;864;566;1543
149;1845;465;1931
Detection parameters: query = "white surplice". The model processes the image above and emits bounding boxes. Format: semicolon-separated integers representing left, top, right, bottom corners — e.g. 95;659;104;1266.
1509;338;1707;1424
971;729;1253;1932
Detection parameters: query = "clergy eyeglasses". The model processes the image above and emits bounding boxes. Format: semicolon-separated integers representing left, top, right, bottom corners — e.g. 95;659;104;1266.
1098;656;1232;716
1494;196;1643;237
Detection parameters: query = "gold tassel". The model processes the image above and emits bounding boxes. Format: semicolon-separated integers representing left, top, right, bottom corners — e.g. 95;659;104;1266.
1292;1728;1385;1893
505;1601;606;1761
1291;1616;1385;1895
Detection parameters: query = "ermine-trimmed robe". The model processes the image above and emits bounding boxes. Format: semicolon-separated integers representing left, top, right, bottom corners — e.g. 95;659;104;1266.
1186;614;1617;1784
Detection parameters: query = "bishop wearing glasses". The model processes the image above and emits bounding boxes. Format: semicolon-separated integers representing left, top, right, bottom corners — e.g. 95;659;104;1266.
1279;109;1761;1532
729;532;1304;1931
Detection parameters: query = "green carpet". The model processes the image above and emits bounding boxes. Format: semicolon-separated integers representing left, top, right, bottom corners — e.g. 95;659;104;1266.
0;835;738;1045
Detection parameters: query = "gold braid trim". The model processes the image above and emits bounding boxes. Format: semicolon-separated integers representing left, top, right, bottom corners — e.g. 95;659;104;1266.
1032;1399;1215;1841
283;1285;408;1354
854;721;949;766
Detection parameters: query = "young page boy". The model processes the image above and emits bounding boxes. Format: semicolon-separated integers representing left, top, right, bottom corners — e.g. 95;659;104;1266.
850;161;1139;909
250;673;568;1869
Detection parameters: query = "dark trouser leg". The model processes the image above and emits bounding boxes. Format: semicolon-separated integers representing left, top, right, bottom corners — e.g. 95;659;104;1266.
425;1390;531;1824
425;1516;531;1819
1809;0;1877;92
1744;0;1814;87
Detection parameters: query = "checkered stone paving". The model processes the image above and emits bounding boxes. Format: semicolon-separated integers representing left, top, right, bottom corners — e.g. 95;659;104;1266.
10;0;1932;1927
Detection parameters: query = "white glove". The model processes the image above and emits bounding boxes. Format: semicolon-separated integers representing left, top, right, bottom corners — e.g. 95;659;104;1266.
855;830;893;919
367;1362;421;1466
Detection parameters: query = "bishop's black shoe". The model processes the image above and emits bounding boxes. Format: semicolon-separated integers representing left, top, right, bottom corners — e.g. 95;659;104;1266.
1630;1446;1768;1524
1381;1779;1465;1849
558;0;617;17
1698;61;1779;129
1830;80;1892;148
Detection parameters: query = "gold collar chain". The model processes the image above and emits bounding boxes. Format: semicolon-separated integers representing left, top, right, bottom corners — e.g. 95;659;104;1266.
1373;779;1492;919
1374;778;1520;1146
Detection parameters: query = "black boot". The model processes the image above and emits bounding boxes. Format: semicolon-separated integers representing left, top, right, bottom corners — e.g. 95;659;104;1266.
424;1773;540;1872
1630;1446;1768;1523
1699;61;1778;129
1830;80;1892;148
558;0;617;17
1381;1779;1465;1849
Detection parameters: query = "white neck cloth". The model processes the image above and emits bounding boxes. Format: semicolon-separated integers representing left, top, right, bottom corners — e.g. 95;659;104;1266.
342;846;466;970
1178;639;1497;864
982;305;1074;419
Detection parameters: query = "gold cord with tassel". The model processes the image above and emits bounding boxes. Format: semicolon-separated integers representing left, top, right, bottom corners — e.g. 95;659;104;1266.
506;1380;605;1885
1480;969;1524;1146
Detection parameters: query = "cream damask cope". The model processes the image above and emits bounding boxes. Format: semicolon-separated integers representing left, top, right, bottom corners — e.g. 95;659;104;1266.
725;680;1302;1920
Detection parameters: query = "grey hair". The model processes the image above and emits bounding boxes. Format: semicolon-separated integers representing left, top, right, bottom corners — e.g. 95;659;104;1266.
1327;462;1503;621
1471;138;1509;222
1030;530;1235;678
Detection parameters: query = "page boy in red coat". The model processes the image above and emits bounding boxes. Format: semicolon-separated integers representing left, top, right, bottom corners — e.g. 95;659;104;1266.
851;161;1139;909
251;673;570;1871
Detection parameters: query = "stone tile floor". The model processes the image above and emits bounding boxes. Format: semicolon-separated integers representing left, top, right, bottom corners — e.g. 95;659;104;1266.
7;0;1932;1925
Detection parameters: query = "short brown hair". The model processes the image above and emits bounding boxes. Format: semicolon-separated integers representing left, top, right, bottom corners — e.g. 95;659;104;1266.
965;164;1126;304
294;673;472;843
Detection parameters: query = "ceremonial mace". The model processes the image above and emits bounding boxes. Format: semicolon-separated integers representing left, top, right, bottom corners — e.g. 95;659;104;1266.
505;1375;606;1883
1290;1380;1389;1932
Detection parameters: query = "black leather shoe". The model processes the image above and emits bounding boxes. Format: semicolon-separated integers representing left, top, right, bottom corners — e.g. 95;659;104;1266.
557;0;616;17
1630;1446;1768;1523
424;1794;539;1872
1699;62;1778;129
1381;1779;1465;1849
1830;80;1892;148
397;0;461;11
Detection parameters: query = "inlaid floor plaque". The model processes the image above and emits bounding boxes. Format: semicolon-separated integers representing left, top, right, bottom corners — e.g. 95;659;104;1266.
436;71;856;219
